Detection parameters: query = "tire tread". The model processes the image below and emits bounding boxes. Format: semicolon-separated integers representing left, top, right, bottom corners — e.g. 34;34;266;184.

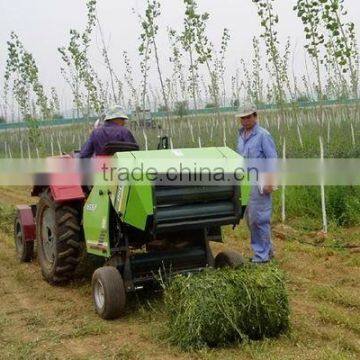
36;191;82;284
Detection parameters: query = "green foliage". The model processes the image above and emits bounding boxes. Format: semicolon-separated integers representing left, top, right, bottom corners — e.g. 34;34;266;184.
5;32;51;121
252;0;289;105
157;104;168;112
296;94;311;102
27;118;41;146
326;186;360;226
205;102;216;109
218;28;231;106
180;0;201;109
294;0;325;98
181;0;229;111
232;98;240;108
252;37;264;105
174;101;189;118
322;0;358;98
168;29;187;105
123;51;139;109
138;0;162;112
294;0;325;59
164;265;290;350
49;87;60;117
58;0;105;117
138;3;152;112
273;187;323;224
294;0;359;99
241;37;265;106
138;0;170;119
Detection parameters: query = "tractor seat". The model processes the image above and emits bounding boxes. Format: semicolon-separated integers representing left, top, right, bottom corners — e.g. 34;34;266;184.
99;142;140;155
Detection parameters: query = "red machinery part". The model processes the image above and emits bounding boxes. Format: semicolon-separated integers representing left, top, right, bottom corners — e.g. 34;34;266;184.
31;154;86;203
30;155;116;203
16;205;36;243
41;160;86;202
50;185;85;202
32;184;85;203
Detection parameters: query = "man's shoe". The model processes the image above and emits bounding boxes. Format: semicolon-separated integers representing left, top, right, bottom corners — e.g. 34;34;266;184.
249;258;270;264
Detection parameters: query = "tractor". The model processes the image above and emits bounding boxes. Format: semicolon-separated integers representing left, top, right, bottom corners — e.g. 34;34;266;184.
14;140;250;319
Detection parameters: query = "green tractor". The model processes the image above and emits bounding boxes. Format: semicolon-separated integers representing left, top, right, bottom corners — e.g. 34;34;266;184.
14;140;249;319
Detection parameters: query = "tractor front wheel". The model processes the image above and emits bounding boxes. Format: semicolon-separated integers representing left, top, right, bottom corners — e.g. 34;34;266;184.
92;267;126;320
215;250;245;269
36;191;82;284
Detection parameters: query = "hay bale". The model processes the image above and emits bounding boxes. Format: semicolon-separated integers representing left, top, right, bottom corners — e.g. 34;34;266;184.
164;264;290;350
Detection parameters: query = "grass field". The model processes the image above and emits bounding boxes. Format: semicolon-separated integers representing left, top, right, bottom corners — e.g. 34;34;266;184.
0;107;360;359
0;187;359;359
2;0;360;356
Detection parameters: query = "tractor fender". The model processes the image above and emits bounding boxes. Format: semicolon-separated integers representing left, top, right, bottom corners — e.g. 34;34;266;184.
32;185;85;203
50;185;85;203
16;205;36;243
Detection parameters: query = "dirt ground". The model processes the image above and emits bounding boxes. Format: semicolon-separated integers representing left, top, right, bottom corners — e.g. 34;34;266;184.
0;187;359;360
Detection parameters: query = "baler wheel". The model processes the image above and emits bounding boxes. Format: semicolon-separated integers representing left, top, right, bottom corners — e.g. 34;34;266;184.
215;250;245;269
92;267;126;320
14;214;34;262
36;191;82;284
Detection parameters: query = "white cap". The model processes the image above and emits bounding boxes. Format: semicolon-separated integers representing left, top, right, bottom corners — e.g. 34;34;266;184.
235;102;257;118
104;105;129;121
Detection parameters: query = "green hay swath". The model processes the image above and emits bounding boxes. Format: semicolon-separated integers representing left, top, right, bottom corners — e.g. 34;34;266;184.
164;264;290;350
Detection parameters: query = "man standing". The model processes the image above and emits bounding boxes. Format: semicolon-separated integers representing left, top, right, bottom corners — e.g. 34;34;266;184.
80;105;137;158
236;104;278;263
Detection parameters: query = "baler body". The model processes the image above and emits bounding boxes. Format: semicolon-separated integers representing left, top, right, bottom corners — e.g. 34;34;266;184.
83;147;249;259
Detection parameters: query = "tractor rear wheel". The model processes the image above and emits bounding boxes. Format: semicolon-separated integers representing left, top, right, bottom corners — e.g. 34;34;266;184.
14;214;34;262
36;191;82;284
215;250;245;269
92;267;126;320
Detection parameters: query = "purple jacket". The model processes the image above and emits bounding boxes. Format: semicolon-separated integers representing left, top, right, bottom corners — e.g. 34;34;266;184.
79;122;137;158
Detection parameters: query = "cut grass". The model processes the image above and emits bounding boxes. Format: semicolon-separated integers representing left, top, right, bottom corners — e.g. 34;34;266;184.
23;312;46;329
164;265;290;350
311;285;360;309
71;318;109;338
103;344;143;360
318;304;360;335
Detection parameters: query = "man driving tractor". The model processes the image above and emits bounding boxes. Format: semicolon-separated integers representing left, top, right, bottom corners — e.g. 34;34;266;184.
80;105;138;158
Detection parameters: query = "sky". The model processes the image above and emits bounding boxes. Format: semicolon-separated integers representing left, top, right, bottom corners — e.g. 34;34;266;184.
1;0;360;109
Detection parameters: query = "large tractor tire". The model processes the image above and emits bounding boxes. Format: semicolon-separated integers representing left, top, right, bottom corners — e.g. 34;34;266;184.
92;267;126;320
36;191;82;284
14;214;34;262
215;250;245;269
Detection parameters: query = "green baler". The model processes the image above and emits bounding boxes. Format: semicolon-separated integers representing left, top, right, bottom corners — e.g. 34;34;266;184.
15;143;249;319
